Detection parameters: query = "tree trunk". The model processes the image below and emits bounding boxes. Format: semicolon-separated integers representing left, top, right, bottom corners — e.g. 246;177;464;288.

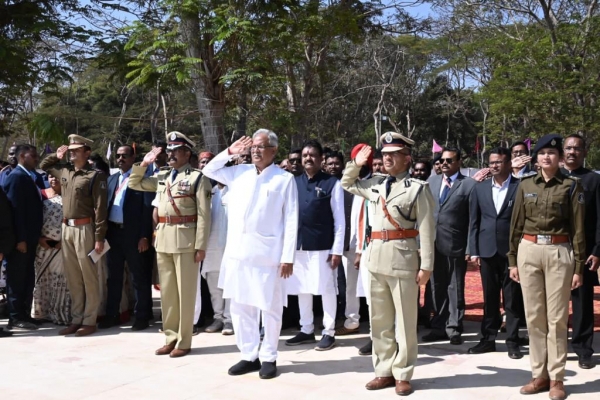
180;12;226;153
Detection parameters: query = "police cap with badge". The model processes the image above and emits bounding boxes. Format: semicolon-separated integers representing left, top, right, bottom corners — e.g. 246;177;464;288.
166;131;195;151
532;133;563;155
380;131;414;153
68;134;94;150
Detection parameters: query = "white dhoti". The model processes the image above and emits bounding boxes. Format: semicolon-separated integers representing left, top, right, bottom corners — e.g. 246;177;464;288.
342;249;360;330
231;276;284;363
285;250;338;337
356;252;370;305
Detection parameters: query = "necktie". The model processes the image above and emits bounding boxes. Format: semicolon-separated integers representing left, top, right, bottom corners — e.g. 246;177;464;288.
171;169;178;183
440;176;451;203
385;176;396;197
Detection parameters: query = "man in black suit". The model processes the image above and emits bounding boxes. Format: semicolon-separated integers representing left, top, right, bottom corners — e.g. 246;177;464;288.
99;145;154;331
423;147;476;345
468;147;527;358
0;189;16;337
1;144;44;331
562;134;600;370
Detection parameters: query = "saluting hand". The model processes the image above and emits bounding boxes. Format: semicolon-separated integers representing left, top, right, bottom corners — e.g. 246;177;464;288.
354;146;372;167
141;148;163;167
511;155;532;170
56;145;69;160
280;263;293;279
228;136;253;155
472;168;490;182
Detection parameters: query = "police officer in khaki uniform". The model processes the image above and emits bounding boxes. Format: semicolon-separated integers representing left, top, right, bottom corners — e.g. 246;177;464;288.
508;134;585;400
128;131;211;358
40;135;108;337
341;132;435;396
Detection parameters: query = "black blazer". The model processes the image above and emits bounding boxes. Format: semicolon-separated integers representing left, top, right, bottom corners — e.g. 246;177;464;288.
106;172;154;242
469;176;519;258
1;166;43;244
428;172;477;257
0;189;15;255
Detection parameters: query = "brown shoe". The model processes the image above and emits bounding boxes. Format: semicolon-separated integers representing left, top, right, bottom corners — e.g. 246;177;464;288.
75;325;97;337
58;324;81;336
365;376;396;390
395;380;413;396
334;326;359;336
155;343;176;355
549;381;566;400
170;348;191;358
520;378;550;395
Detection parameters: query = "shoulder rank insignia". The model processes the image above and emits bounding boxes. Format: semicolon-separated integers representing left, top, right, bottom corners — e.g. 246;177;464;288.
404;180;411;188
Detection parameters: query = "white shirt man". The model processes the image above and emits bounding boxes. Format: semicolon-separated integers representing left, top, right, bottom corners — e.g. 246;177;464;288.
202;130;298;379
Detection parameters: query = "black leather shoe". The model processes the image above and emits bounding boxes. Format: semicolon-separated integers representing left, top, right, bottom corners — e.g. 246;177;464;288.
228;359;261;376
578;357;595;369
421;331;448;342
259;361;277;379
358;340;372;356
8;320;38;331
285;332;316;346
468;339;496;354
131;319;149;331
98;315;120;329
449;335;463;345
315;335;336;351
507;346;523;359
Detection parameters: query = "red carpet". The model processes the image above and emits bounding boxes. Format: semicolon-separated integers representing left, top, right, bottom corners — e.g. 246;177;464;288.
463;262;600;332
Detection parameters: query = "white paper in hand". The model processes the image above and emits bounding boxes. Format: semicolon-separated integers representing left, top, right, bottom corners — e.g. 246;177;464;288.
88;240;110;263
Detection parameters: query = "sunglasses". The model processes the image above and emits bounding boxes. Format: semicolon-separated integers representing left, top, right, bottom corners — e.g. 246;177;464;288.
116;154;131;159
440;158;455;164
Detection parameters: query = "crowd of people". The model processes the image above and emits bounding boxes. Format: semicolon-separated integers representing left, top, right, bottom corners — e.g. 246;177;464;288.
0;129;598;399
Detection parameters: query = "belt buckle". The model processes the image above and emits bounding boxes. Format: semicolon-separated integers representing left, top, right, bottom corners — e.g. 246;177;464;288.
67;219;76;227
537;235;551;245
381;228;389;242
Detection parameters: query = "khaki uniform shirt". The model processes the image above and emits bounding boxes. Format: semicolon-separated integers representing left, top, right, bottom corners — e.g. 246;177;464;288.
341;161;435;278
40;154;108;241
128;163;211;254
508;171;586;273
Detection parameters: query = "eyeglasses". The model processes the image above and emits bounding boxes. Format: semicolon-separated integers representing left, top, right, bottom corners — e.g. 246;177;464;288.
115;154;131;159
512;150;527;156
488;161;505;166
289;158;301;163
440;158;455;164
251;145;274;151
564;146;584;152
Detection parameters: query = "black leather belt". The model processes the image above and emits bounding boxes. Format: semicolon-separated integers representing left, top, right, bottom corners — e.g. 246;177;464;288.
109;221;125;229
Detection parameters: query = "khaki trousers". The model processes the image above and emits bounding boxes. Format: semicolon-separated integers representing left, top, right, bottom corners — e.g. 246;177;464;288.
61;224;100;326
517;239;573;381
157;252;198;350
370;271;419;381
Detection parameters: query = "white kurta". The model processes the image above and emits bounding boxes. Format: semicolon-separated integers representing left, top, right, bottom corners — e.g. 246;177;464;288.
202;150;299;311
285;180;345;295
201;185;228;278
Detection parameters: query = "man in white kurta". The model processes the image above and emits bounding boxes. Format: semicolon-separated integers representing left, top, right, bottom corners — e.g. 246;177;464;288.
284;140;345;351
202;130;298;379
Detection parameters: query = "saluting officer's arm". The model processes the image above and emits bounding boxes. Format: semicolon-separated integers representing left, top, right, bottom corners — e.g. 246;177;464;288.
194;175;212;251
39;153;64;180
128;164;158;192
202;150;238;186
570;181;586;275
93;172;109;242
507;183;526;267
341;161;377;201
415;184;435;271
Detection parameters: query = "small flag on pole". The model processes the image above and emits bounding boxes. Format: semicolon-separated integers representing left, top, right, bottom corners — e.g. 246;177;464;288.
106;142;112;160
523;138;531;150
44;143;53;155
432;139;443;153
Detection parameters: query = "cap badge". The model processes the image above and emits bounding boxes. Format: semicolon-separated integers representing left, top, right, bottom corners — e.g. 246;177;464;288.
170;132;177;141
385;132;393;143
550;139;556;146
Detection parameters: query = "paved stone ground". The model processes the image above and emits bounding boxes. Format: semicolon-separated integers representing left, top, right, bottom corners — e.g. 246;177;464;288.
1;299;599;400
